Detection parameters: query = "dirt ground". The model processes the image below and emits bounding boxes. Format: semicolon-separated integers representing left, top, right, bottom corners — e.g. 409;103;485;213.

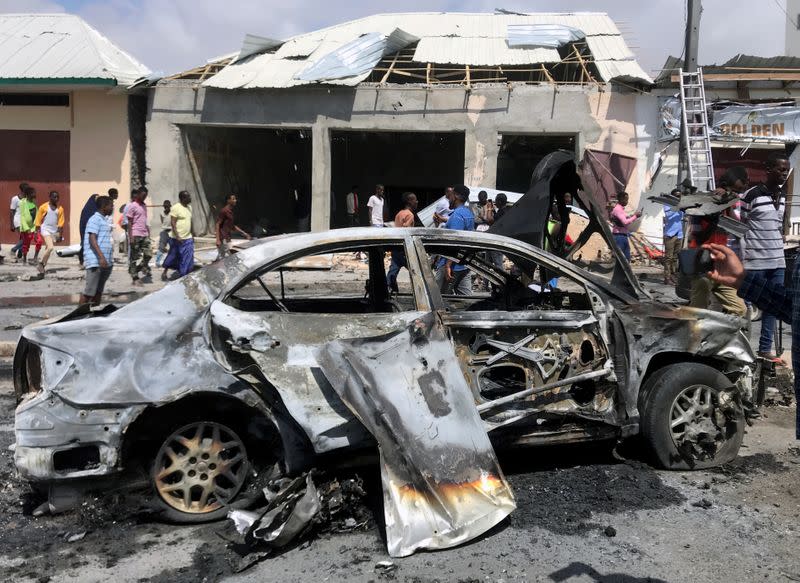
1;248;799;582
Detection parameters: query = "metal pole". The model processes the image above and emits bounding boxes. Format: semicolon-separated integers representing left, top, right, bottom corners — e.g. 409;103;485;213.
678;0;703;185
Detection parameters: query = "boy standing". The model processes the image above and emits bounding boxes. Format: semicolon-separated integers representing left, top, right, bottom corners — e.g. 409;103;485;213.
155;199;172;267
34;190;64;274
80;196;114;306
19;187;40;264
215;193;251;260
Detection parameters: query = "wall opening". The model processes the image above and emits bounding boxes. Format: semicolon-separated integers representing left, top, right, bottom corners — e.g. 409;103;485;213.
496;134;576;195
0;129;70;244
183;126;312;236
329;130;465;227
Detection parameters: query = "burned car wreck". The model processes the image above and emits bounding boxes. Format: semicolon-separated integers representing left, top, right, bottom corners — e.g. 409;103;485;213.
13;152;757;557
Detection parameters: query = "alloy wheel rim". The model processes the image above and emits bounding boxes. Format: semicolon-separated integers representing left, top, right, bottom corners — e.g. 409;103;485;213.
153;421;248;514
669;384;720;450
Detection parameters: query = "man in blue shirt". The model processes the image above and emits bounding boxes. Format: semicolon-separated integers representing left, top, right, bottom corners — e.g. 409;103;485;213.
78;188;118;267
80;196;114;307
663;188;684;284
705;241;799;439
435;185;475;295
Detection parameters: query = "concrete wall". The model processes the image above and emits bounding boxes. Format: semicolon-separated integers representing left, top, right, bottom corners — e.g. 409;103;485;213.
69;90;131;242
146;81;655;234
0;88;132;243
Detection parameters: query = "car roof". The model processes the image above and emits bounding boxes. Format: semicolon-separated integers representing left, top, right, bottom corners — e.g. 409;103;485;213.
232;227;634;302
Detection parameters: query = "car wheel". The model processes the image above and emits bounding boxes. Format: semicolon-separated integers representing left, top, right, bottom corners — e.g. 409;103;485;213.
641;363;744;470
151;420;250;523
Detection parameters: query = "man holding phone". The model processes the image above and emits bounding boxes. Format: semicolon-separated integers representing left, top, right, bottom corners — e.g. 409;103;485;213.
687;168;748;317
704;242;799;440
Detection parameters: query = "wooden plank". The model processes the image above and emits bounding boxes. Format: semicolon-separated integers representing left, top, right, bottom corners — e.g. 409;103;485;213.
572;46;595;84
380;52;399;84
670;73;800;81
541;64;555;86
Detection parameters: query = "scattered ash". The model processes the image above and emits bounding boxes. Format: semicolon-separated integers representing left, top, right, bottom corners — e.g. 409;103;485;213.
709;452;790;480
507;460;685;536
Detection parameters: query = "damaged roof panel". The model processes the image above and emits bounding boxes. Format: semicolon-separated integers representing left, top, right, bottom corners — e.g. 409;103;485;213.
584;35;635;62
204;12;649;89
294;28;418;82
593;59;652;83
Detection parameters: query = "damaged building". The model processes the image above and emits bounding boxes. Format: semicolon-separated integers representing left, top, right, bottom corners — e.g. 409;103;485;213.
144;12;655;236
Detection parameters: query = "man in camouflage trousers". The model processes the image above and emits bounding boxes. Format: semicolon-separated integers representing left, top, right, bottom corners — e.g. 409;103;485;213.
125;186;153;285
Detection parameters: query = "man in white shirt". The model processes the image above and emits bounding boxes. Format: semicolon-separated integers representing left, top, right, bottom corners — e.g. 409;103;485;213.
367;184;385;227
433;186;455;227
9;182;27;260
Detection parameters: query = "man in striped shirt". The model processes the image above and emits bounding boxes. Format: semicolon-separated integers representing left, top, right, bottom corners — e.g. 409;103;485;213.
741;153;791;359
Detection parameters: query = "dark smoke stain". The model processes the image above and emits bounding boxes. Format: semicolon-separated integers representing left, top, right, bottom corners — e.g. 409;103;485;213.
417;369;452;417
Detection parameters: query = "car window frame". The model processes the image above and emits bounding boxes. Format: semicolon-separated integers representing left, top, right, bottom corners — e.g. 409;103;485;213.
414;233;634;312
222;236;433;313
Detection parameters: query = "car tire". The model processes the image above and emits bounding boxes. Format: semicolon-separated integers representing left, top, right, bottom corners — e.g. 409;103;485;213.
150;420;252;523
640;363;744;470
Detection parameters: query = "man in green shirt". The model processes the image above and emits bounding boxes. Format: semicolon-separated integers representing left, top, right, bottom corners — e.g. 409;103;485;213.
19;186;41;265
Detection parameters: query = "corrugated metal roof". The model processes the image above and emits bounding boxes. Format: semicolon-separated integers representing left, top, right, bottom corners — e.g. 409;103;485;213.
506;24;584;48
584;35;634;61
414;37;559;66
234;33;282;63
205;12;649;89
593;60;652;84
0;13;149;85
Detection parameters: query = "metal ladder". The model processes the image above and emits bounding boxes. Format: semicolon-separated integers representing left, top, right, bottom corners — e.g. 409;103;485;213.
679;67;715;191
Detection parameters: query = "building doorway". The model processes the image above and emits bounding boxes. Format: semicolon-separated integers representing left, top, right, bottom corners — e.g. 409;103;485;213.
496;134;576;195
183;126;312;236
329;130;465;227
0;130;70;244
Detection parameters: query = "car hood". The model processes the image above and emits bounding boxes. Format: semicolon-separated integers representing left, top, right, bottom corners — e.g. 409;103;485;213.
615;299;756;365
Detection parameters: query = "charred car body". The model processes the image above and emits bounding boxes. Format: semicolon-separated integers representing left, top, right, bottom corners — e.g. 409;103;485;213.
13;152;757;555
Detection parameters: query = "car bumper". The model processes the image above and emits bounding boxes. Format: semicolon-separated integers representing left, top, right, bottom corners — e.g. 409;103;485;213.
14;391;145;481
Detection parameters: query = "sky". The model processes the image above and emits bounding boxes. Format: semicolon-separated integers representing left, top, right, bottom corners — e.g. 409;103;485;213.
0;0;792;77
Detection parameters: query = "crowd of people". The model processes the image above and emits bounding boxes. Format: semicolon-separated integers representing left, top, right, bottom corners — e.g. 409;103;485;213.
6;184;255;307
349;183;510;296
653;153;792;362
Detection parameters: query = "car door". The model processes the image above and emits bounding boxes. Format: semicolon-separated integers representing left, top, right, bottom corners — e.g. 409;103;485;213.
207;237;433;454
413;236;617;433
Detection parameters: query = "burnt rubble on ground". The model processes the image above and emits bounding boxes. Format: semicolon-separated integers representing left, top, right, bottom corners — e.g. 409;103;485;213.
221;470;374;572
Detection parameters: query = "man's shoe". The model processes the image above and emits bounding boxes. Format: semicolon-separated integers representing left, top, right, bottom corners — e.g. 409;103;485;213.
131;278;143;286
36;262;44;274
